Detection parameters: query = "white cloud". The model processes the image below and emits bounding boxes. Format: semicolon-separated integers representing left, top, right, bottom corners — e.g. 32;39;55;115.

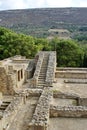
46;0;73;7
0;0;29;10
0;0;87;10
79;0;87;7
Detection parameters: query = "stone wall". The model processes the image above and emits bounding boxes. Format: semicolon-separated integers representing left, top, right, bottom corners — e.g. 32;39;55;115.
0;67;9;94
0;97;23;130
29;87;53;130
29;52;44;88
53;90;79;99
45;51;56;86
26;60;35;79
64;79;87;84
18;88;43;97
50;105;87;118
56;67;87;71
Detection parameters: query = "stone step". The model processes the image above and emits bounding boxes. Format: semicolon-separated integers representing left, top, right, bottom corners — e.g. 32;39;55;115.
40;72;46;74
39;73;46;75
0;107;6;110
38;83;46;85
38;85;45;87
38;81;45;83
41;65;47;67
38;78;45;80
3;101;10;104
41;65;48;67
38;79;45;81
39;77;46;80
38;76;45;78
40;69;47;71
1;104;8;107
38;83;45;85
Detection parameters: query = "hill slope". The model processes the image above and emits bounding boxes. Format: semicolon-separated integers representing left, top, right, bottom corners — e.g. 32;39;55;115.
0;8;87;38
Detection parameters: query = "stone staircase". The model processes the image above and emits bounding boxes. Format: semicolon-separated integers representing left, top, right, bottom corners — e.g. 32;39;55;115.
37;53;49;88
0;101;10;112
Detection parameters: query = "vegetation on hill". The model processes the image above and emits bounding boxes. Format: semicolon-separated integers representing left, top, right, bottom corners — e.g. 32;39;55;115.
0;8;87;38
0;27;87;67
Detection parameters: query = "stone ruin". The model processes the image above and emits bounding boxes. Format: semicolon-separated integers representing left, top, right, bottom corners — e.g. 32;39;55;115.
0;51;87;130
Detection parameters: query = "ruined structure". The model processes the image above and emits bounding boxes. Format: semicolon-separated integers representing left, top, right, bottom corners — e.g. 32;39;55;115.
0;51;87;130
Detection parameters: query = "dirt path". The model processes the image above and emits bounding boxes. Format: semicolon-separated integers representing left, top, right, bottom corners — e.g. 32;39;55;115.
48;118;87;130
8;97;39;130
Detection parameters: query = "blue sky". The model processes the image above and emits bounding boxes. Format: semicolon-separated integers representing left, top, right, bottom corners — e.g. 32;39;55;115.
0;0;87;10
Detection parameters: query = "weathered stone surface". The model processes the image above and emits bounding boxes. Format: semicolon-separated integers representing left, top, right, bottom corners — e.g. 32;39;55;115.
50;105;87;118
29;87;53;129
45;51;56;86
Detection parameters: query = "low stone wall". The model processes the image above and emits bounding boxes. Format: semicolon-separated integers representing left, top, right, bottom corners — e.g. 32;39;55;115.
53;90;79;99
64;79;87;84
50;105;87;118
29;88;53;130
45;52;56;86
0;97;23;130
18;88;43;97
55;71;87;79
56;67;87;71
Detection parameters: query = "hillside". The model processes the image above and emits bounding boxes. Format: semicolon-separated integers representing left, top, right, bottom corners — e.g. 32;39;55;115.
0;8;87;38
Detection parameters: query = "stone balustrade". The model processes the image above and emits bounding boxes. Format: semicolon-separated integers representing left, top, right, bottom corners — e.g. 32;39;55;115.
29;52;44;88
45;52;56;86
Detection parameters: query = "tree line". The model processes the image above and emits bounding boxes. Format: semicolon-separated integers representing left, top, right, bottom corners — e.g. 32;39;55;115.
0;27;87;67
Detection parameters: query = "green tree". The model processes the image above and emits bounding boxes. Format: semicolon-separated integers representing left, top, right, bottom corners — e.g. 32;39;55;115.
50;38;83;67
